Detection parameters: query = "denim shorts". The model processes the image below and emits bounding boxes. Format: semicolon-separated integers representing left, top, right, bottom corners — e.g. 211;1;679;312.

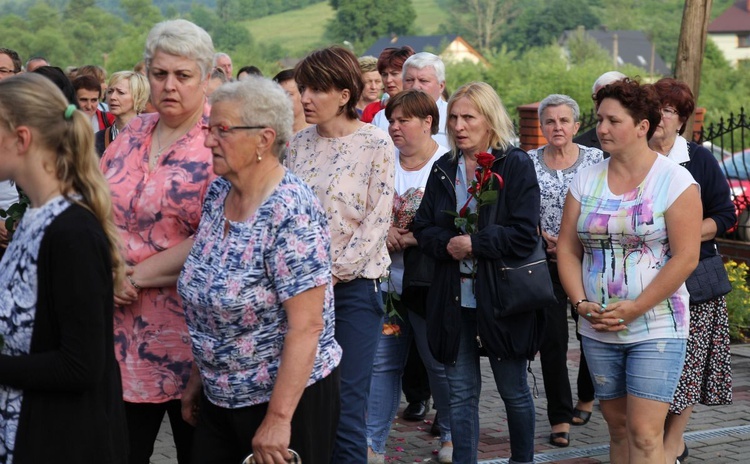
581;336;687;403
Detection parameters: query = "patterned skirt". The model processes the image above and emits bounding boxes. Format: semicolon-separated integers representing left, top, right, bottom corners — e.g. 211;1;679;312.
670;296;733;414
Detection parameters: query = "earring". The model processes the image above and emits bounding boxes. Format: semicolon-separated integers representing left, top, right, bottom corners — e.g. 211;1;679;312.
256;152;262;162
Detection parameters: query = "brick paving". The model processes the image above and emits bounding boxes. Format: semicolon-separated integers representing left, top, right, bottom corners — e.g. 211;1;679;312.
153;319;750;463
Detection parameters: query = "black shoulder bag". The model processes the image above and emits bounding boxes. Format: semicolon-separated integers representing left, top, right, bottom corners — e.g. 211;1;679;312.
681;142;732;304
480;149;557;318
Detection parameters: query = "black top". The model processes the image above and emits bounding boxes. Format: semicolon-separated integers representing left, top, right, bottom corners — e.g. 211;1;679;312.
1;204;128;463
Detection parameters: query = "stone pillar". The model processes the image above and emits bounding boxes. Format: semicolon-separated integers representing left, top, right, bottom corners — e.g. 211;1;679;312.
691;107;706;142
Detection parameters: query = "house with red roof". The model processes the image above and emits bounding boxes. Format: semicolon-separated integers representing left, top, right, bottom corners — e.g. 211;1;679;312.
708;0;750;67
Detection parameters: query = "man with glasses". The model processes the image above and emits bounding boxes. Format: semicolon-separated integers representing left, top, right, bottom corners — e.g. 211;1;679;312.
0;48;21;78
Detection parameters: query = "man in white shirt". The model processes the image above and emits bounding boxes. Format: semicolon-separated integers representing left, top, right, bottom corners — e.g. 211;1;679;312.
372;52;449;148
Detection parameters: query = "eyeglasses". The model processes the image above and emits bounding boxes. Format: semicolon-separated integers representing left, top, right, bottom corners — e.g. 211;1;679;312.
661;107;679;118
0;68;18;75
201;124;266;138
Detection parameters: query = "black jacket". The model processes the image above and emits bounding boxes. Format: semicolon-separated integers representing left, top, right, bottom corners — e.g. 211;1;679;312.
412;147;545;364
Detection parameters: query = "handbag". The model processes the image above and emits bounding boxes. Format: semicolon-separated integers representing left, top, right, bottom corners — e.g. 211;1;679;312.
485;234;558;319
478;148;557;318
684;253;731;304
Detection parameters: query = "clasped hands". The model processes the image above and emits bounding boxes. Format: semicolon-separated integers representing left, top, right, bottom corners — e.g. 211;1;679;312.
114;266;140;306
577;300;636;332
386;226;416;252
447;235;472;261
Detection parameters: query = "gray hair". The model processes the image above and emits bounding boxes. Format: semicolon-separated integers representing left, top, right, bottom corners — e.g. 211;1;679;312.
209;76;293;157
213;52;231;67
592;71;627;94
538;94;580;122
402;52;446;84
144;20;215;80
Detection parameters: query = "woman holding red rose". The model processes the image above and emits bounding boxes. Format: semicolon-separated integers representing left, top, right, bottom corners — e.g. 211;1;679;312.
413;82;544;464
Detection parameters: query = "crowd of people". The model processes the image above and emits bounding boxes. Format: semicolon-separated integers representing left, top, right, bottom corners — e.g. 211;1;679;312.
0;17;735;464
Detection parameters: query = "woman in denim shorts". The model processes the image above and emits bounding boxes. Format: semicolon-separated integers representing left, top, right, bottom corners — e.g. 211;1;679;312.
557;79;702;464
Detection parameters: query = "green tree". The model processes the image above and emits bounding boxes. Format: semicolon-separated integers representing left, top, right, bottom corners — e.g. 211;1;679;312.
566;26;609;65
442;0;520;51
326;0;415;50
502;0;600;52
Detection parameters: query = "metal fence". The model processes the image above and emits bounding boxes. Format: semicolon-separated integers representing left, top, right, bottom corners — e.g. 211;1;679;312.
577;107;750;241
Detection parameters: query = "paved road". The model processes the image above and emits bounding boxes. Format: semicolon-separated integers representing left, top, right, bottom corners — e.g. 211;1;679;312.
151;318;750;463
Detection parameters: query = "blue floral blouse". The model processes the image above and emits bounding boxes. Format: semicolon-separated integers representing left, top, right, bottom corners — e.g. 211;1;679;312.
178;174;342;408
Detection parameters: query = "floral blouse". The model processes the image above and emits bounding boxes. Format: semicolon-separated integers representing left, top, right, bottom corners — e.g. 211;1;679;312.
285;124;395;281
0;196;71;463
178;175;341;408
527;144;603;237
100;106;214;403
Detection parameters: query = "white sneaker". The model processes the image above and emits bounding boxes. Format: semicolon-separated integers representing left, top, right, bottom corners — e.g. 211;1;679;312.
438;444;453;463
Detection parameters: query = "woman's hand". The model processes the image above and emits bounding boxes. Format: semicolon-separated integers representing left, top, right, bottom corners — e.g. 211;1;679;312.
251;415;293;464
181;365;203;426
577;300;628;332
542;231;558;257
114;266;139;306
386;227;414;252
447;235;472;260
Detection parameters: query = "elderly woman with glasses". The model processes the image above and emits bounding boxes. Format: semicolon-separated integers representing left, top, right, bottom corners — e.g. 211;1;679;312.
178;77;342;464
648;77;735;464
99;19;216;463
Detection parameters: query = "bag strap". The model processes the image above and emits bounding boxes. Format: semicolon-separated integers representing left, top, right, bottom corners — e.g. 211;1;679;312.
103;126;112;150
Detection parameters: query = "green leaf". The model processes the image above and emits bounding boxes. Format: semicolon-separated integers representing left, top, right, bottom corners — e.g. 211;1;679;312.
442;210;459;218
467;212;478;224
479;190;498;204
454;217;468;229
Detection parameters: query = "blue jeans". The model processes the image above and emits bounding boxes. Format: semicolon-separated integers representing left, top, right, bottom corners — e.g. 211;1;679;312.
582;336;687;402
330;279;385;463
445;309;535;464
366;306;452;454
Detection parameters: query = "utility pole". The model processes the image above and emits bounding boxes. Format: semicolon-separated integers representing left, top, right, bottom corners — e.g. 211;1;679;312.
675;0;713;140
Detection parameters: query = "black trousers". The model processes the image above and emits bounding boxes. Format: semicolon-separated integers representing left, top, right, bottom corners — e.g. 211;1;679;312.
402;337;431;403
191;368;340;464
538;262;574;425
125;399;194;464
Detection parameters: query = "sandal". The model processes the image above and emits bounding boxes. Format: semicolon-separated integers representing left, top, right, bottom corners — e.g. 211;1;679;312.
549;431;570;447
571;408;592;426
677;442;688;463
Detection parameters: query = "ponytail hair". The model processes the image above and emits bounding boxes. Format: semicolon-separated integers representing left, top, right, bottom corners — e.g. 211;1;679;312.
0;73;124;285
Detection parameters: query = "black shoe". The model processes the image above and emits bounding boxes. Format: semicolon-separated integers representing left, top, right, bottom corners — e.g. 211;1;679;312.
403;400;429;421
677;442;688;464
430;412;440;436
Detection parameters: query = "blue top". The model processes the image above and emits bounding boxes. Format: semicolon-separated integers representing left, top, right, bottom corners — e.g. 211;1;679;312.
178;174;342;408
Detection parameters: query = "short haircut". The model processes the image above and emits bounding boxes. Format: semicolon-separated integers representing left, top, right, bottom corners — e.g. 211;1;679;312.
594;78;661;139
144;19;215;80
25;56;49;69
210;76;294;158
237;65;263;79
385;89;440;135
108;71;151;114
33;66;78;106
447;82;515;155
376;46;415;74
0;48;22;73
76;65;106;84
294;46;362;121
402;52;446;84
538;94;581;122
73;75;102;96
272;69;294;84
651;77;695;135
358;56;378;74
592;71;627;94
213;52;231;67
211;67;228;83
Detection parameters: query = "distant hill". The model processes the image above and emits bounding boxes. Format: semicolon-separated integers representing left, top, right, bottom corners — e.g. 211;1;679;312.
244;0;449;56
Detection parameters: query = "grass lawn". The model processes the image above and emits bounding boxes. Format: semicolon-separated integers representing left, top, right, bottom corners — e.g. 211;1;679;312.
245;0;449;56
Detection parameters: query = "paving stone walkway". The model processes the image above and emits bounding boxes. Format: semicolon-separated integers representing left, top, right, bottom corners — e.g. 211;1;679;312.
151;319;750;463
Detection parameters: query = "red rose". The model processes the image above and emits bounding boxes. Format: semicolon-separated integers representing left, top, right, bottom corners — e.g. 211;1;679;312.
476;152;494;169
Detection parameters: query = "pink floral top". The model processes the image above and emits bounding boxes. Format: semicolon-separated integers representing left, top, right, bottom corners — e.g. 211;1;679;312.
285;124;395;281
100;106;214;403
